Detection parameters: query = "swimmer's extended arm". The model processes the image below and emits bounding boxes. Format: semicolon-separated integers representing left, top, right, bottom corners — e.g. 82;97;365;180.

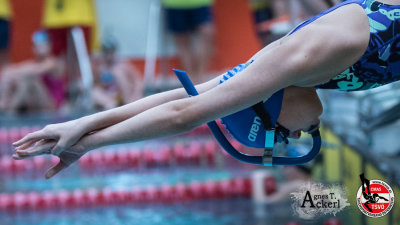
78;75;222;134
14;26;307;154
13;75;222;155
83;36;291;133
76;11;369;151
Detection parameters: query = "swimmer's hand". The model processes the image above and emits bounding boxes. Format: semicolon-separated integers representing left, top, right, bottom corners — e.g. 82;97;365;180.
12;119;88;157
13;140;88;179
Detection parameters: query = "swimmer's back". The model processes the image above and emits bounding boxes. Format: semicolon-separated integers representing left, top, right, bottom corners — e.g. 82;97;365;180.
288;0;400;91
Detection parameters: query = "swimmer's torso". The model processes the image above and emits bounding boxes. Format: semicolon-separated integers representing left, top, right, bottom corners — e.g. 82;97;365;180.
292;0;400;91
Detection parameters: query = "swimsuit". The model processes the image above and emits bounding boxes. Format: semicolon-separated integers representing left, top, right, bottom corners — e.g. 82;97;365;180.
41;73;65;108
290;0;400;91
98;70;123;106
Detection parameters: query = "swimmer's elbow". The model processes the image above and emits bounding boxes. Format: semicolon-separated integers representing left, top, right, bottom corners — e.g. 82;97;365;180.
169;99;199;132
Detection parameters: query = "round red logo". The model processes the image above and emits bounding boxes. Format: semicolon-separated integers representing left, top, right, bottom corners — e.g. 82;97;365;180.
356;179;394;218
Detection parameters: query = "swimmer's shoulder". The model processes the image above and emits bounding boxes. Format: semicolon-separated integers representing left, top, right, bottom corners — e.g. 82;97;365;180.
275;4;370;86
290;3;369;48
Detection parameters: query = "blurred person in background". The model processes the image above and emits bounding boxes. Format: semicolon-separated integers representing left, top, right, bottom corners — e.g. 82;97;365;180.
163;0;215;84
262;166;312;204
91;40;143;110
256;0;340;40
250;0;275;46
296;0;340;18
42;0;99;56
0;30;65;113
0;0;12;68
252;147;316;204
41;0;99;111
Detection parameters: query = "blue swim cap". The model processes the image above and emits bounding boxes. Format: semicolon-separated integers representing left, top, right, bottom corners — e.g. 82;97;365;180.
221;90;284;148
32;30;49;44
218;61;284;148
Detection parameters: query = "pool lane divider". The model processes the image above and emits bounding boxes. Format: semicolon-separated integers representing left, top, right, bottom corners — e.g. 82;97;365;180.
0;177;253;211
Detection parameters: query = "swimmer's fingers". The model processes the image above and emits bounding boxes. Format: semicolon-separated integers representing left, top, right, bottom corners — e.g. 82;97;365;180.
45;161;67;179
15;141;55;158
13;129;57;147
14;140;37;151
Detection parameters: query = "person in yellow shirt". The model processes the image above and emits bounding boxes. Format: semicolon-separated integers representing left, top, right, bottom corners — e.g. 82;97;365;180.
0;0;12;67
163;0;215;84
42;0;99;56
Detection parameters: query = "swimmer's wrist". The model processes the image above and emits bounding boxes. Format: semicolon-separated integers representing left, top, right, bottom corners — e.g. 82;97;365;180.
78;110;118;134
76;114;100;134
79;133;103;152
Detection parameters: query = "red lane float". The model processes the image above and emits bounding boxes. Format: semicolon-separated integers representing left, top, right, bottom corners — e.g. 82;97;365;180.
264;176;277;195
0;126;41;144
0;178;253;211
324;219;342;225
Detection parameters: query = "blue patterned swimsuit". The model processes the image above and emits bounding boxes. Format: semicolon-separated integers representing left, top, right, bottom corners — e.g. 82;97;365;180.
289;0;400;91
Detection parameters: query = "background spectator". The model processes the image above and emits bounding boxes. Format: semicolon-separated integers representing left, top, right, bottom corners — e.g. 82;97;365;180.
163;0;215;84
91;39;143;110
254;166;313;204
42;0;99;56
255;0;338;44
0;0;11;68
0;30;65;113
250;0;275;46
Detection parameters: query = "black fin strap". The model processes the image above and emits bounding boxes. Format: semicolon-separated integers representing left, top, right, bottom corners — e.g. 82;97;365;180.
251;102;273;130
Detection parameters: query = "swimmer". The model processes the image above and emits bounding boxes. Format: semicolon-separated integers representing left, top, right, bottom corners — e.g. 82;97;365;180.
0;30;65;112
252;165;313;204
266;166;313;204
92;39;143;110
13;0;400;178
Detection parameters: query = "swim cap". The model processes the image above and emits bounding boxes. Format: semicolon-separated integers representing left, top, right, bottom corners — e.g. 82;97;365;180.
219;61;284;148
32;30;50;44
221;90;284;148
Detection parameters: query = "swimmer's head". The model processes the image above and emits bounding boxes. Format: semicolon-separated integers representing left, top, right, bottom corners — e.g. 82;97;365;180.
101;39;118;65
220;86;322;148
278;86;323;139
32;30;51;58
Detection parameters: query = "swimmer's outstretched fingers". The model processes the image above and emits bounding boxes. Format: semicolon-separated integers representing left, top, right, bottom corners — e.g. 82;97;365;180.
13;139;54;159
14;139;86;179
13;120;89;157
